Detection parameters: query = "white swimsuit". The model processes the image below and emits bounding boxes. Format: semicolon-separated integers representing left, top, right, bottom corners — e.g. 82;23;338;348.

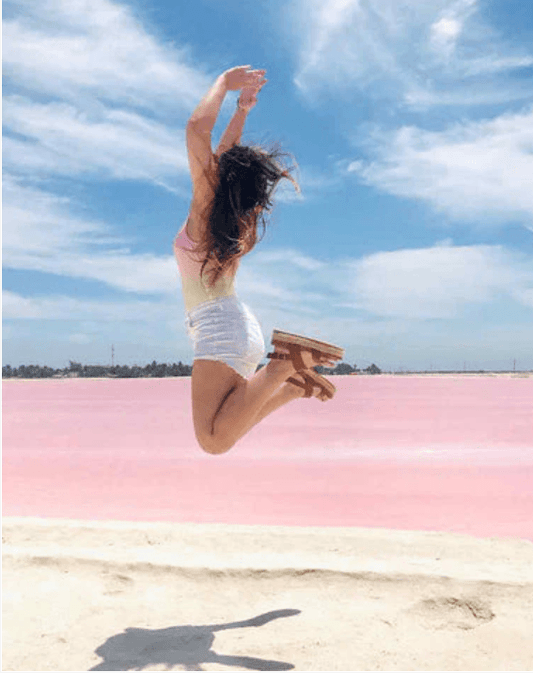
174;221;266;379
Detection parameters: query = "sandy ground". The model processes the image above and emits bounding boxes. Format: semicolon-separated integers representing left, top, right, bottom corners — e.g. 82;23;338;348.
3;518;533;672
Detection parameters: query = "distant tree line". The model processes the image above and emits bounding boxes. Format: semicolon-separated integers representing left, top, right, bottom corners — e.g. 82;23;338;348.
315;362;381;375
2;360;193;379
2;360;382;379
257;362;381;375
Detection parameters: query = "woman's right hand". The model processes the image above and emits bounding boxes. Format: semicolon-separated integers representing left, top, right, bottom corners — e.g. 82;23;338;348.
223;66;267;91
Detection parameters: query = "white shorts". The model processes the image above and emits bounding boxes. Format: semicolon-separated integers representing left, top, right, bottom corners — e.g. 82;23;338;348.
185;295;266;379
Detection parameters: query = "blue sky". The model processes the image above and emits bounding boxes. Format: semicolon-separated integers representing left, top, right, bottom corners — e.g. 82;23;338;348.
3;0;533;371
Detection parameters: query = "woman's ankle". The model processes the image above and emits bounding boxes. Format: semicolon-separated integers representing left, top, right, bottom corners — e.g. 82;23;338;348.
265;356;293;379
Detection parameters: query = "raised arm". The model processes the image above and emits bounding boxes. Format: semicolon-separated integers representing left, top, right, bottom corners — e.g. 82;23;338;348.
187;74;227;134
187;66;266;134
186;67;266;217
215;106;248;157
215;77;267;156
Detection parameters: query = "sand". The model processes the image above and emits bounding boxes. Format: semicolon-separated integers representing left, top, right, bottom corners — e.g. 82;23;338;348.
3;518;533;672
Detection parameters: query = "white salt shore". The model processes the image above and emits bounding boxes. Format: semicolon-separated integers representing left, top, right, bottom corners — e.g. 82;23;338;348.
3;518;533;671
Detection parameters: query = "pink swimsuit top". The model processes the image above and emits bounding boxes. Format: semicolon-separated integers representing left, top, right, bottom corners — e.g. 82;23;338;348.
173;220;237;313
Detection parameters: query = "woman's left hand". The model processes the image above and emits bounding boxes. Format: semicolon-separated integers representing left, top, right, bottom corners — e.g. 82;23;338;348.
238;78;267;112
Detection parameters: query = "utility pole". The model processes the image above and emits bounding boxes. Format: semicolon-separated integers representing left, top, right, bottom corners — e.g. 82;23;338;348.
111;344;115;368
513;359;516;372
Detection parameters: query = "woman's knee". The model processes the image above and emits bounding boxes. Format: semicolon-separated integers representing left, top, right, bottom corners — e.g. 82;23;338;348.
196;430;234;456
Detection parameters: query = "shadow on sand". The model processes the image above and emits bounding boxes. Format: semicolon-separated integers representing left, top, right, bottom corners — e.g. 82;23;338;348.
90;609;301;671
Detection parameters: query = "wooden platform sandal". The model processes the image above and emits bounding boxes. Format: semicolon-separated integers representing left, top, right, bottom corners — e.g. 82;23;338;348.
267;329;345;371
266;330;344;401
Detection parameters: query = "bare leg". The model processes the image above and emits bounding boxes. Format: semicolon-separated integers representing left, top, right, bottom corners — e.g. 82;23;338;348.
233;379;305;439
207;350;334;454
208;356;295;453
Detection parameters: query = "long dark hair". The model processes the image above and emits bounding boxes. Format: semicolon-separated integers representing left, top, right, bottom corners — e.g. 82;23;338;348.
193;144;299;286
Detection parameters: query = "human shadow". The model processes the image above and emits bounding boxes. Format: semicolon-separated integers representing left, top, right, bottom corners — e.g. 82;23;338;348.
90;608;301;671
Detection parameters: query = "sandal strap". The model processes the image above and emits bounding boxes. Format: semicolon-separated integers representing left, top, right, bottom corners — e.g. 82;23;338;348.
302;371;335;399
267;351;291;360
267;347;318;372
288;343;307;372
287;376;313;398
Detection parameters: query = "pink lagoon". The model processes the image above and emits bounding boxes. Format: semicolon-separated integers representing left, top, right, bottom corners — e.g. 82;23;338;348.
3;374;532;539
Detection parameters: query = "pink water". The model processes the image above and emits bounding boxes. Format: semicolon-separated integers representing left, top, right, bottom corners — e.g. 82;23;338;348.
3;376;532;538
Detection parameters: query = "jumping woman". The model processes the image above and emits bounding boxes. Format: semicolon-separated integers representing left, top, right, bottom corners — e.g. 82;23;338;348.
174;66;344;455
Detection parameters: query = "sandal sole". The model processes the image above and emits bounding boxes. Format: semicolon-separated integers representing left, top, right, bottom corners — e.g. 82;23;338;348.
271;330;344;361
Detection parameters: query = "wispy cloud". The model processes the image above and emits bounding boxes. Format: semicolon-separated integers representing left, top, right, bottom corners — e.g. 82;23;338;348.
8;221;530;324
3;0;209;114
2;290;176;321
3;97;188;191
2;0;209;299
3;178;178;294
5;240;533;369
348;106;533;225
239;243;533;321
2;290;185;366
344;244;533;319
428;0;477;62
229;241;533;368
291;0;533;108
3;177;110;255
292;2;533;229
3;0;210;192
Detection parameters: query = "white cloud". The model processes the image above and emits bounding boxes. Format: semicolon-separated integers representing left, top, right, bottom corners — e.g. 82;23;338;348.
239;243;533;321
273;163;343;203
3;178;178;294
428;0;476;61
229;242;533;371
291;0;533;107
2;0;215;193
3;96;188;190
345;244;532;319
250;248;326;271
2;289;189;368
2;0;214;294
2;290;177;322
17;252;178;295
403;84;533;109
429;17;462;58
463;55;533;77
293;0;417;97
5;242;533;369
349;107;533;224
512;287;533;309
3;0;209;114
11;200;531;325
3;177;109;255
238;255;330;310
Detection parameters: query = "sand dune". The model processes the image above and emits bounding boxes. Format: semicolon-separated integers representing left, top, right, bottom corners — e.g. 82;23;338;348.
3;518;533;672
